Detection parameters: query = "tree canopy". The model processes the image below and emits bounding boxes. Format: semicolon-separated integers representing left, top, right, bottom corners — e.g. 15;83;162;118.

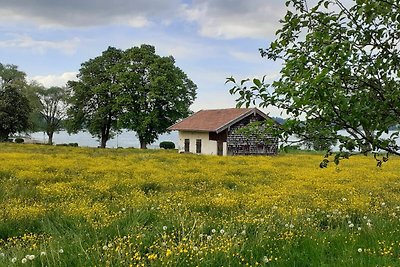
67;44;197;148
67;47;123;148
36;86;70;145
228;0;400;166
0;63;31;141
119;44;197;149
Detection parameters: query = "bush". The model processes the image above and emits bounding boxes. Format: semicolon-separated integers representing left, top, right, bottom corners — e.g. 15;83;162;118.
160;141;175;149
14;138;24;143
68;143;79;147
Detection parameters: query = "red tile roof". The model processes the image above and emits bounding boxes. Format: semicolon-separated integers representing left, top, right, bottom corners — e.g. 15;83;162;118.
168;108;267;133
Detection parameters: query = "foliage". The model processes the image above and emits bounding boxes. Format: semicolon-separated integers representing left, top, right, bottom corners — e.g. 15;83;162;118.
68;45;197;149
1;144;400;266
35;86;70;145
14;138;24;143
119;44;197;149
160;141;176;149
67;47;124;148
0;63;31;141
227;0;400;166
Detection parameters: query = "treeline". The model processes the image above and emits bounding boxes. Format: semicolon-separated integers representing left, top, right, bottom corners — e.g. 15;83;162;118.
0;44;197;148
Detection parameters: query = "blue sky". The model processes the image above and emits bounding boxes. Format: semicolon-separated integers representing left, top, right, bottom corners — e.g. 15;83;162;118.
0;0;286;116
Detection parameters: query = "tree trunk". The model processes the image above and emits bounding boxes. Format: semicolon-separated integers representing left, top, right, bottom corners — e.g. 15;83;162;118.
140;139;147;149
47;131;54;145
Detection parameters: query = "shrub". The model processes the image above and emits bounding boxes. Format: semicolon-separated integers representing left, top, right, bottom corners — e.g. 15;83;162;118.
160;141;175;149
14;138;24;143
68;143;79;147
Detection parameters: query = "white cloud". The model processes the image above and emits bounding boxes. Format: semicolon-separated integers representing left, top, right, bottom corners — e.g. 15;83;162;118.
182;0;286;39
0;34;80;55
31;72;78;87
126;16;151;28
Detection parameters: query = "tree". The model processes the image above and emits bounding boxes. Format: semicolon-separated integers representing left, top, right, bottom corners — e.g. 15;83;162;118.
228;0;400;166
36;86;70;145
0;63;31;141
119;44;197;149
67;47;124;148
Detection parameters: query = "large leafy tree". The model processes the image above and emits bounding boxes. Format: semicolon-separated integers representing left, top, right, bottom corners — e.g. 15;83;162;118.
119;44;197;149
228;0;400;165
0;63;31;141
67;47;123;148
36;86;70;145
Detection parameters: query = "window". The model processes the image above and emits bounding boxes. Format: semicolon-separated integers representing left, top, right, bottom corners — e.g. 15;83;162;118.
196;139;202;153
184;139;190;152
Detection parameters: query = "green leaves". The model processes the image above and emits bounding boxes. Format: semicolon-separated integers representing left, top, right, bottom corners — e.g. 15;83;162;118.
228;0;400;166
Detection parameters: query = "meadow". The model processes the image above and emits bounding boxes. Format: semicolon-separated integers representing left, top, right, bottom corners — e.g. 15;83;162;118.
0;143;400;266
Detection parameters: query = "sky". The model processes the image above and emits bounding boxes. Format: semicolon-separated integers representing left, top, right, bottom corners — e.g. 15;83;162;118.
0;0;287;116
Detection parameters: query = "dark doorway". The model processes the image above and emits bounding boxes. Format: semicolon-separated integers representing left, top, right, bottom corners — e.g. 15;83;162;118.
184;139;190;152
217;141;223;156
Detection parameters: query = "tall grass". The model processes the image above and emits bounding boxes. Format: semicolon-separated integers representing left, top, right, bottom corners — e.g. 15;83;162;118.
0;143;399;266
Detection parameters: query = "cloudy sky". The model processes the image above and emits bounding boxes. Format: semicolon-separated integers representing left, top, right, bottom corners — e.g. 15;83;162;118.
0;0;287;115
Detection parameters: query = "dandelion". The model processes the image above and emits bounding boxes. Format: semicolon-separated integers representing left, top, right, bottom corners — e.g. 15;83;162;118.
163;226;167;231
11;257;17;263
121;207;126;212
306;217;311;222
211;229;216;234
103;245;108;251
220;229;225;234
40;252;46;256
207;235;212;241
290;224;294;229
0;252;4;257
263;256;269;263
358;227;362;231
358;248;363;253
381;202;386;207
342;198;347;202
349;223;354;228
26;255;35;260
21;258;27;264
107;243;113;248
59;249;64;254
241;230;246;235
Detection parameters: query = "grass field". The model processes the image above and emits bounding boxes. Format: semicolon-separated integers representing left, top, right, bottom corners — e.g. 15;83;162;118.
0;143;400;266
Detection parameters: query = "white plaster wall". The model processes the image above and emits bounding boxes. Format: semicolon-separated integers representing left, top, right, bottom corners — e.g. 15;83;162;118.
178;131;227;155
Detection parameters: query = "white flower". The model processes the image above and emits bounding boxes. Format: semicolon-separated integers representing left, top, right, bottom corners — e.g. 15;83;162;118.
263;256;269;263
58;249;64;254
358;248;362;253
108;243;113;248
26;255;35;260
0;252;4;257
342;198;347;202
363;216;368;220
40;252;46;256
11;257;17;263
289;224;294;229
102;245;108;251
199;233;204;238
367;222;372;227
21;258;27;264
306;217;311;222
381;202;386;207
121;208;126;212
193;246;199;251
211;229;216;234
207;235;212;241
241;230;246;235
349;223;354;228
357;227;362;231
163;226;167;231
220;229;225;234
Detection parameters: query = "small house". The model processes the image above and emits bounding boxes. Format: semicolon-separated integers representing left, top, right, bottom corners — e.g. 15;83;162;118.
168;108;278;156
